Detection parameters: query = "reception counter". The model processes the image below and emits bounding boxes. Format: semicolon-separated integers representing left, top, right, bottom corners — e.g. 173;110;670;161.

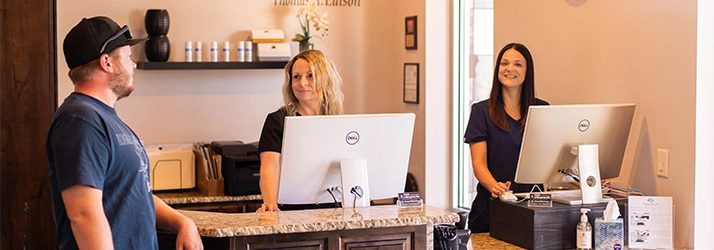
158;205;459;249
155;190;263;213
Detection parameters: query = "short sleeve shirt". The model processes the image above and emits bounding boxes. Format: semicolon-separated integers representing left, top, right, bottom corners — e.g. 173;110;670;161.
258;109;301;154
463;99;549;192
46;92;158;250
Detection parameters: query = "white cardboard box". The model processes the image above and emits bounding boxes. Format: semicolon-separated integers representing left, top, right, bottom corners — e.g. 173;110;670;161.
251;29;285;43
257;43;291;62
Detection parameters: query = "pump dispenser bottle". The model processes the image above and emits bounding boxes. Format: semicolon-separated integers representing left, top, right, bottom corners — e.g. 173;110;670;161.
577;208;592;250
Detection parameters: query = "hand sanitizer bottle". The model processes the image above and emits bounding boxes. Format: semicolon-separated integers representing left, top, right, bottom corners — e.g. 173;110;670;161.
577;208;592;250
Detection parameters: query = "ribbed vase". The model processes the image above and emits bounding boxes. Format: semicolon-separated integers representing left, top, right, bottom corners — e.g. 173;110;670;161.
144;9;170;62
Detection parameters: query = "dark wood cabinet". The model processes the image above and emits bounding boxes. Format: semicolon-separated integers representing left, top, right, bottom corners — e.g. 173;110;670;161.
1;0;58;249
159;225;426;250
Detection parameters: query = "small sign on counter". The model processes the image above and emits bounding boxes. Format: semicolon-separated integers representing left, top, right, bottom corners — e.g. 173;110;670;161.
397;192;423;207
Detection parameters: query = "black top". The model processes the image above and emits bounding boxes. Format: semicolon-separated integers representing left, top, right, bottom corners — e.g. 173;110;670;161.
463;98;549;192
258;108;302;154
257;109;338;210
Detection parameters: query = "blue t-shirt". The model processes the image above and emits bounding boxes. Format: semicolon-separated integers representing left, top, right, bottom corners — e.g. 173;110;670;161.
46;92;158;250
463;99;549;193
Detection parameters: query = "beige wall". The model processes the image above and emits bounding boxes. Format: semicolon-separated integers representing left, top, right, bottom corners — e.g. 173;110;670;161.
495;1;696;247
57;1;442;205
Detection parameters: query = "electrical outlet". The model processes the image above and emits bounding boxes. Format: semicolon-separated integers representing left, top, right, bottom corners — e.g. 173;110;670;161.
657;149;669;178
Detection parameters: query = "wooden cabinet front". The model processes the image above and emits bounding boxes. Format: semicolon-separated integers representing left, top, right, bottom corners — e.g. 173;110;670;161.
159;225;427;250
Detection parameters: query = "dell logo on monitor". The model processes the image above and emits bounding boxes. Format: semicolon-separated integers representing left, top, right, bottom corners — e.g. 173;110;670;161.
345;131;360;145
578;119;590;132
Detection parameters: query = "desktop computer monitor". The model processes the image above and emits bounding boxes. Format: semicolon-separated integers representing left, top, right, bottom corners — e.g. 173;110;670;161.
514;103;636;185
277;113;415;205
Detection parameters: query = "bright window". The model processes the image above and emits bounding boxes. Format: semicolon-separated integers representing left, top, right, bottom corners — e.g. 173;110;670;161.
455;0;493;209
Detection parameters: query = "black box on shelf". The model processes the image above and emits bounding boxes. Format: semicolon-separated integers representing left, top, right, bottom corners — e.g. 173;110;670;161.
211;141;261;196
489;198;628;250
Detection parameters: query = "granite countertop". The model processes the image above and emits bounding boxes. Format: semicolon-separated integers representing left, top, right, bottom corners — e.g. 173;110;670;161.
154;190;261;205
470;233;523;249
177;205;458;238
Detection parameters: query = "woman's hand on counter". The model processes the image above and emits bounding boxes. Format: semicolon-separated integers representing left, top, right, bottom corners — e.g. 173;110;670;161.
256;202;281;212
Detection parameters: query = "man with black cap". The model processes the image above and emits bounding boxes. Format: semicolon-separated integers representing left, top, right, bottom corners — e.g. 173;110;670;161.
46;16;203;250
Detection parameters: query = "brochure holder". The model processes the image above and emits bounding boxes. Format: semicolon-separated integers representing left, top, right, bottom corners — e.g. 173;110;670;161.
194;148;224;196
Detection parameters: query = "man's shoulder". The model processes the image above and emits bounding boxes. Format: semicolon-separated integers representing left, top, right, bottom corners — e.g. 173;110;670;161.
54;94;113;124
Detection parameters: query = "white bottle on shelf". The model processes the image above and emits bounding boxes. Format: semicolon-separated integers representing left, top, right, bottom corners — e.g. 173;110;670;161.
245;41;253;62
210;41;218;62
222;41;230;62
195;41;202;62
185;41;193;62
237;41;245;62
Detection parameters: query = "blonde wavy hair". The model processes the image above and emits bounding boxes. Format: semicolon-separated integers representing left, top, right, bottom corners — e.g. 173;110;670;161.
282;50;344;116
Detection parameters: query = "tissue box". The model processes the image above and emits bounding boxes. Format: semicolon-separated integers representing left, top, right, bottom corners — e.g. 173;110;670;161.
594;218;624;250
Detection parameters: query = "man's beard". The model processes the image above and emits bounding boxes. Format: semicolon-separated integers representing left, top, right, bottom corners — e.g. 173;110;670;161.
108;67;134;100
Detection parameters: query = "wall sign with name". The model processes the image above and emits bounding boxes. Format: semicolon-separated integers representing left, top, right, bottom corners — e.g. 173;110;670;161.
274;0;362;7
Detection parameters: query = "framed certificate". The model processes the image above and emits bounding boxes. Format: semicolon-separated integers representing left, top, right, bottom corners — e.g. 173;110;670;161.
403;63;419;103
405;16;417;50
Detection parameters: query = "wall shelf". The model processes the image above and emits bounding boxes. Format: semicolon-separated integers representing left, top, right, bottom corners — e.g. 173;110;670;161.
138;61;287;70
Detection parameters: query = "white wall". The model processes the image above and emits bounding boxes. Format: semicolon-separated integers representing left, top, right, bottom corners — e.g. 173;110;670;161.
57;0;443;204
496;1;696;247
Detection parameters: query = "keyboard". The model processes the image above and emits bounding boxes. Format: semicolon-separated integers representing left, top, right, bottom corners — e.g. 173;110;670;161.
513;190;613;205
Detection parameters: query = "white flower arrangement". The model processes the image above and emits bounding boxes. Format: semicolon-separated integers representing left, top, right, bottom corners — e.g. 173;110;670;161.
292;1;329;44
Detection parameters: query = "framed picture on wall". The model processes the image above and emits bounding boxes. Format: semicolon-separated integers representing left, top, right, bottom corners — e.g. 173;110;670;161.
405;16;417;50
403;63;419;103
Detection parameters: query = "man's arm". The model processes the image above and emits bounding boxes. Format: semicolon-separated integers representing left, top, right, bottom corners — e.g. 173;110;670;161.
153;195;203;250
62;185;114;250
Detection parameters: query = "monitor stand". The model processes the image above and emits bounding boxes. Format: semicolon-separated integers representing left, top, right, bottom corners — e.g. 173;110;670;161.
576;144;603;204
340;159;371;208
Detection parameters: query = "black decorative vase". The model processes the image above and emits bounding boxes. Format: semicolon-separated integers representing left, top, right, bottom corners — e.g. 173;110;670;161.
145;35;170;62
144;9;170;62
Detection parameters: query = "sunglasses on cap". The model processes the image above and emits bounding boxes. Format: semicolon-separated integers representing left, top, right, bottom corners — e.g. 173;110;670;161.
99;25;131;54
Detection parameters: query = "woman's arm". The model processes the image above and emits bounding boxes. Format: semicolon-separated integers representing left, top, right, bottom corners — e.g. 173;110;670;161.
257;151;281;212
469;141;511;198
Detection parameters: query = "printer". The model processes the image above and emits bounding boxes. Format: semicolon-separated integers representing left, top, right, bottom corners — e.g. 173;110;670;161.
211;141;261;196
146;144;196;191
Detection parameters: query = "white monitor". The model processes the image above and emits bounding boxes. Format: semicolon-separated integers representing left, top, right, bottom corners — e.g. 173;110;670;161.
277;113;415;205
515;103;636;185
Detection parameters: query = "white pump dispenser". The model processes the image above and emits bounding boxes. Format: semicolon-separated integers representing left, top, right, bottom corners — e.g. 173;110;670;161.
577;208;592;250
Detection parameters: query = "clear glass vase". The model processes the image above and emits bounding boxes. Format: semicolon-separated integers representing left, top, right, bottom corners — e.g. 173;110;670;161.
299;42;314;52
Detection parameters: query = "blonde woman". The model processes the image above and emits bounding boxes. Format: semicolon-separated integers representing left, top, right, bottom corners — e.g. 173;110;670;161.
256;50;344;212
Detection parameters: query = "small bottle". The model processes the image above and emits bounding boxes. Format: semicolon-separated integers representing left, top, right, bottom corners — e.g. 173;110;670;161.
577;208;592;250
195;41;202;62
237;41;245;62
245;41;253;62
210;41;218;62
185;41;193;62
222;41;230;62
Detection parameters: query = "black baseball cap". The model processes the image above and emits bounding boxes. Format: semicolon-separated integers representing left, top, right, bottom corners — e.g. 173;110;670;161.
63;16;148;69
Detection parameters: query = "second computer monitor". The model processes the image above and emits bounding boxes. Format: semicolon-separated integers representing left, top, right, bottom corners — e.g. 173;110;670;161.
514;103;636;184
278;113;415;205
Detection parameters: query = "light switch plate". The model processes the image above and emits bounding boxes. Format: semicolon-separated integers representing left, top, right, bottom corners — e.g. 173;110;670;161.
657;149;669;178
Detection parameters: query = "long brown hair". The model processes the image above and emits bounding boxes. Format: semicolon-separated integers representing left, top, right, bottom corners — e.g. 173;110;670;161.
281;50;344;116
488;43;537;132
